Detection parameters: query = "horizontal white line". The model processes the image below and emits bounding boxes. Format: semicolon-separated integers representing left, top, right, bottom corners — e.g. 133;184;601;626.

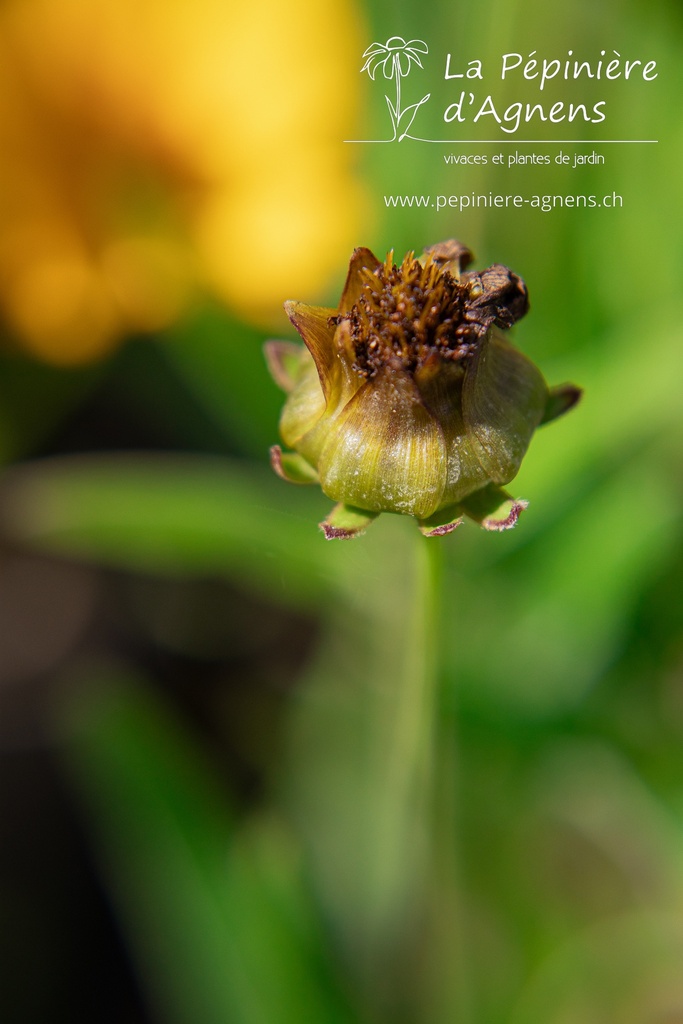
345;139;658;144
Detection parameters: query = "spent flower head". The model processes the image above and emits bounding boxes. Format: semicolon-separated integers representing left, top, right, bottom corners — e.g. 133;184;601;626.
265;240;580;539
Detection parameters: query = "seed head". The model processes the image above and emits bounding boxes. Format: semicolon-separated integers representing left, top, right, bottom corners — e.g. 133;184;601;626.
265;240;581;538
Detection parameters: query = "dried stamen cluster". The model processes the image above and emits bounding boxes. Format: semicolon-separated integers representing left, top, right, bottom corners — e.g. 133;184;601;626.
333;248;530;380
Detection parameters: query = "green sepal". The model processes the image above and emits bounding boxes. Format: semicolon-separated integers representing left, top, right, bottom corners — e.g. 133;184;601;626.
417;505;464;537
316;366;447;520
319;503;379;540
269;445;319;485
263;341;305;393
540;383;583;425
278;355;326;450
463;332;547;485
459;483;528;531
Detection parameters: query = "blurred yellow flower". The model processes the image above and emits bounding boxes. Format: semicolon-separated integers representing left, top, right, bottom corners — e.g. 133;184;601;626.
0;0;367;364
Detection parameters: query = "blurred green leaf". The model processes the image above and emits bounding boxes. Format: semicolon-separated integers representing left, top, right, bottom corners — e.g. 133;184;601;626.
0;453;335;608
60;674;353;1024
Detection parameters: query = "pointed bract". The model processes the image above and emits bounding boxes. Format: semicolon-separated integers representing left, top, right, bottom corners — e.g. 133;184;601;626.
541;383;583;425
263;340;306;393
270;445;319;484
459;483;528;531
320;503;378;539
339;247;383;313
418;506;464;537
284;301;338;402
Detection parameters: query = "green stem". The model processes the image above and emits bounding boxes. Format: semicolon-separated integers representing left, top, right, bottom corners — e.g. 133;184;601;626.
424;540;473;1024
407;536;441;798
360;532;444;1012
386;534;441;846
394;55;402;124
372;536;438;847
411;536;474;1024
359;529;473;1023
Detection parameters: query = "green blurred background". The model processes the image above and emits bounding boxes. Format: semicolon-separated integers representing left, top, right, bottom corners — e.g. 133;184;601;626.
1;0;682;1022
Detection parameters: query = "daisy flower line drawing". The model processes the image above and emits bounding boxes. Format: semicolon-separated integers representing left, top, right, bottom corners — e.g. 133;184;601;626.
361;36;431;141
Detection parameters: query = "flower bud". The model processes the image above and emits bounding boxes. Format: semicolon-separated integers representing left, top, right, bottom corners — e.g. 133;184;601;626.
265;240;580;538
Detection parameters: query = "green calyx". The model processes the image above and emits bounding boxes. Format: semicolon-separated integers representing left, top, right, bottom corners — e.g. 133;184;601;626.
264;239;581;538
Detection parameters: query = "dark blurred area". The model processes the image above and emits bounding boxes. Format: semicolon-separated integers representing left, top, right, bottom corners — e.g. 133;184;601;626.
0;342;321;1024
